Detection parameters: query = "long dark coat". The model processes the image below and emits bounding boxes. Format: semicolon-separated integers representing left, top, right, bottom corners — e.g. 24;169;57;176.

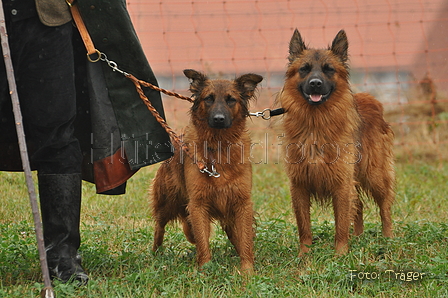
0;1;173;194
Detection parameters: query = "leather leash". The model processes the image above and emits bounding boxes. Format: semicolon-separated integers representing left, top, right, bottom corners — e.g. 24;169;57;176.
66;1;218;177
66;0;100;61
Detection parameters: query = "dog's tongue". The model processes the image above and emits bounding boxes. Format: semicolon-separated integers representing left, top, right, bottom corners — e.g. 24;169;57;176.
310;94;322;102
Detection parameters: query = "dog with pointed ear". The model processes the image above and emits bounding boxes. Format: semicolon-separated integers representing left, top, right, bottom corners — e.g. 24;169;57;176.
279;28;395;258
288;29;349;70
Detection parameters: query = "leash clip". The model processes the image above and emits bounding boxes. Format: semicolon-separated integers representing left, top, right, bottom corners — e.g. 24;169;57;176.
99;52;129;76
249;108;285;120
249;108;272;120
200;164;220;178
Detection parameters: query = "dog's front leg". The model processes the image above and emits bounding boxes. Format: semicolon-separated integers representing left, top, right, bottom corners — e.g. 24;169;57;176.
188;203;212;267
332;184;356;255
229;202;255;271
290;185;312;257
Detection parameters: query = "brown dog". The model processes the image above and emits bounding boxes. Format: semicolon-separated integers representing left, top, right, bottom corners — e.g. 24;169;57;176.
151;69;263;270
280;29;395;256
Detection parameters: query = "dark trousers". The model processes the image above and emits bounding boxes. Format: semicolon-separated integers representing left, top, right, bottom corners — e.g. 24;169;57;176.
0;16;82;174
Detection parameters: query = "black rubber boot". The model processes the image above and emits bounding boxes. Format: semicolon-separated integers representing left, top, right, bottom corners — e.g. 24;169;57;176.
38;173;89;285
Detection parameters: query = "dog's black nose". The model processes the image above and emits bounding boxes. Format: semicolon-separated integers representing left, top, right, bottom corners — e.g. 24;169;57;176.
213;114;225;124
309;78;322;88
209;111;231;129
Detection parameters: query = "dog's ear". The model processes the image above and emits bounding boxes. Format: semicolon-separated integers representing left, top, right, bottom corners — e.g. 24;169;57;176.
183;69;208;95
288;29;306;63
330;30;349;66
235;73;263;99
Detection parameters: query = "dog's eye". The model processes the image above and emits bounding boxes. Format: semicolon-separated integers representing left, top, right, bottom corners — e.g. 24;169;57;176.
298;64;311;75
226;96;237;106
204;96;214;105
323;64;335;75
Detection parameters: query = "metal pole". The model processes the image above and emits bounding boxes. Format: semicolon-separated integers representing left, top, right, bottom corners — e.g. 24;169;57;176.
0;4;55;298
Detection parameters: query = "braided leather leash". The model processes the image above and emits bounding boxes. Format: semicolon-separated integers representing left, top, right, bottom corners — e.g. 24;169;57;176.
128;73;194;103
126;73;216;176
68;1;221;177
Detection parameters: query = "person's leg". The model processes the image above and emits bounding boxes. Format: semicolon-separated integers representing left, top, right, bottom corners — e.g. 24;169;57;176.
2;17;87;283
38;173;87;283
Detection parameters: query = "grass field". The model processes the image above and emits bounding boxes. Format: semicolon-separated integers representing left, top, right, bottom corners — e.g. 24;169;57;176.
1;157;447;297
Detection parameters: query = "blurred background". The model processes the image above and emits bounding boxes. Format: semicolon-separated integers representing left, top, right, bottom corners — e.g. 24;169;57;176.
126;0;448;164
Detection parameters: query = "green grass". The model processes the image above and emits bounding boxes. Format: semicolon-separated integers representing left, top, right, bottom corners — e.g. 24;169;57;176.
1;162;447;297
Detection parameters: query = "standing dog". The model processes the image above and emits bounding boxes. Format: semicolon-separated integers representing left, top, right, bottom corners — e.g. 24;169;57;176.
280;29;395;256
151;69;263;271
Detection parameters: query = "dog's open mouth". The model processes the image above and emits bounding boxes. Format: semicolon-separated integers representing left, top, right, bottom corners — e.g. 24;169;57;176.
302;89;333;105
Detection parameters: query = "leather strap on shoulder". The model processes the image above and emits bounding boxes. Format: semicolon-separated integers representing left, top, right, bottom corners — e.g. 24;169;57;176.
66;0;97;57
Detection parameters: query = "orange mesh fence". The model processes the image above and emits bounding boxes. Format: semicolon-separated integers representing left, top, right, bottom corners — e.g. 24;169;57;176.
127;0;448;164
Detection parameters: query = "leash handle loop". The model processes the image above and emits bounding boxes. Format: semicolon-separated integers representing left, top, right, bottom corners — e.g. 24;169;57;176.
66;0;98;56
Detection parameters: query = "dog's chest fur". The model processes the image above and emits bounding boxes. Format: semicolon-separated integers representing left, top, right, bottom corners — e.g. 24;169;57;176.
282;92;362;194
181;124;252;211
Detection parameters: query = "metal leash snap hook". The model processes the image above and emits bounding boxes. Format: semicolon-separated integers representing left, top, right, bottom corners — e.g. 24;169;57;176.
249;108;271;120
98;52;129;76
200;165;220;178
249;111;262;117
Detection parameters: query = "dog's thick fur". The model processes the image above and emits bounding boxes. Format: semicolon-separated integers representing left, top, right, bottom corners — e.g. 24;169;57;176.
280;29;395;255
151;69;263;270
